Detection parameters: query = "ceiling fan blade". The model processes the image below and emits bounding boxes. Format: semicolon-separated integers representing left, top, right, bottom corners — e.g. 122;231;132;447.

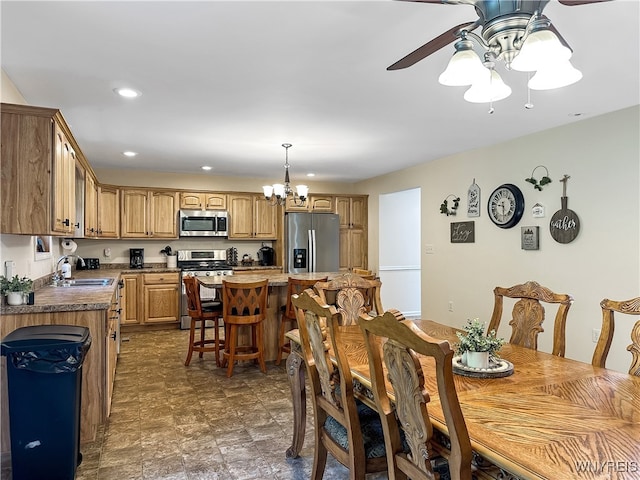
557;0;613;5
387;21;477;71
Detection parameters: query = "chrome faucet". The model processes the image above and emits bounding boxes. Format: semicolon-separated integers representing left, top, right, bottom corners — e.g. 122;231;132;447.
53;255;86;284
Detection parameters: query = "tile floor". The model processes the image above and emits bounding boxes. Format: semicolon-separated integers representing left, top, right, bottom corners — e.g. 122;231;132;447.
2;329;389;479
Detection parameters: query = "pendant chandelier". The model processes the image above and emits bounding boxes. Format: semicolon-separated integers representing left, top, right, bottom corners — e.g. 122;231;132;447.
262;143;308;207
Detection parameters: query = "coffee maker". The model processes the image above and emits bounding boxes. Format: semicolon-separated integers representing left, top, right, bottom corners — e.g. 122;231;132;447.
130;248;144;269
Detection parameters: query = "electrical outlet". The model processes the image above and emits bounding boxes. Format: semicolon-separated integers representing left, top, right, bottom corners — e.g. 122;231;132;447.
448;301;454;312
592;329;601;343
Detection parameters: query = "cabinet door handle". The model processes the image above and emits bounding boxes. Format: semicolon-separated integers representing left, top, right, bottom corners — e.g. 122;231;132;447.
110;332;117;340
63;218;70;226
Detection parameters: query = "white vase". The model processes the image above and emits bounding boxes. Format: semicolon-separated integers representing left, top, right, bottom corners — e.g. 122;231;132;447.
6;291;24;306
466;351;490;369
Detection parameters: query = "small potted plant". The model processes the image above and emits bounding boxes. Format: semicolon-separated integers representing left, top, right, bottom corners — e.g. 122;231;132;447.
454;318;504;369
1;275;34;306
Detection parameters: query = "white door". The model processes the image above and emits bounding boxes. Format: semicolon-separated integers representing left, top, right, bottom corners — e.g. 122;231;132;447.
378;188;421;318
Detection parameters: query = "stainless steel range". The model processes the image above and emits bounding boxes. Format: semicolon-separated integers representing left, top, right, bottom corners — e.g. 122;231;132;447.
177;249;233;329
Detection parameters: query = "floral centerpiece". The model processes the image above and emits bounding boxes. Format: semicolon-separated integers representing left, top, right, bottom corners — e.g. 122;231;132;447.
1;275;34;305
454;318;504;369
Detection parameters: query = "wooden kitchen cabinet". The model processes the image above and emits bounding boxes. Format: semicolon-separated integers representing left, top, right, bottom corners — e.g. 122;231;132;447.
121;189;178;238
1;307;116;448
142;272;180;324
180;191;226;210
1;103;87;235
228;193;278;239
336;195;368;271
51;122;77;234
285;194;334;212
120;274;140;325
97;185;120;238
106;285;121;415
85;173;98;236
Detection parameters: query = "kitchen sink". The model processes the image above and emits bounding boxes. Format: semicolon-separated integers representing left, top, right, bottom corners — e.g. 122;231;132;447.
56;278;115;287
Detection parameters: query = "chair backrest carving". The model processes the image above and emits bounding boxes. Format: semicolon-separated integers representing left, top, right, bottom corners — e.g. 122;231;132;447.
222;279;268;324
488;280;573;357
592;297;640;376
358;311;473;480
314;272;383;326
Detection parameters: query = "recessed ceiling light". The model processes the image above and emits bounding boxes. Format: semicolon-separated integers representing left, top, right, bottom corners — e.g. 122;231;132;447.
123;151;137;157
201;166;212;171
114;87;141;98
306;173;315;177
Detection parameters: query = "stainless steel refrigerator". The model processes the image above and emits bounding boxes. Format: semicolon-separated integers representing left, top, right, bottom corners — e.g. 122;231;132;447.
286;213;340;273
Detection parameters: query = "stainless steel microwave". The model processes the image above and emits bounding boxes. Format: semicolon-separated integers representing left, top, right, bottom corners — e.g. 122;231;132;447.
179;210;228;237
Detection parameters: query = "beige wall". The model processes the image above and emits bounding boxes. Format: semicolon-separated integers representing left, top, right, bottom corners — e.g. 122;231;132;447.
358;105;640;373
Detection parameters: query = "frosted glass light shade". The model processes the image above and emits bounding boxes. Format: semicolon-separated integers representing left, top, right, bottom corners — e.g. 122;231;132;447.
463;70;512;103
511;29;572;72
438;45;485;86
528;60;583;90
296;185;309;199
263;185;273;198
273;184;285;198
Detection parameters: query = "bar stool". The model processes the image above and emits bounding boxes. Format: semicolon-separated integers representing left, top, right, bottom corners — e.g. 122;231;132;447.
183;276;224;367
221;279;269;378
276;276;327;365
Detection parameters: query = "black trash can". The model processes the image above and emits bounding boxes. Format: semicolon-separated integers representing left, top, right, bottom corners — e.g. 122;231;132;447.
1;325;92;480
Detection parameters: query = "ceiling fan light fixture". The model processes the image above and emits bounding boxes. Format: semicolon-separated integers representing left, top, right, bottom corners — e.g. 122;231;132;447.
511;28;572;72
528;60;583;90
438;40;485;86
464;69;512;103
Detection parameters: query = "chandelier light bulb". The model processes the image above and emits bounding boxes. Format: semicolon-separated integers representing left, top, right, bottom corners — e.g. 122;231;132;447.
262;185;274;198
528;60;583;90
439;40;485;86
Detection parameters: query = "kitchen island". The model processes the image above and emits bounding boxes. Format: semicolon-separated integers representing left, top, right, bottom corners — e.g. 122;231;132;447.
197;272;341;362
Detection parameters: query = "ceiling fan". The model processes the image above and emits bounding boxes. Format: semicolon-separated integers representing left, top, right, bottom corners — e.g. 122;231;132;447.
388;0;613;72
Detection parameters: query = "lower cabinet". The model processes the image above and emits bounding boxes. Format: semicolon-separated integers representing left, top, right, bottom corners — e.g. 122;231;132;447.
143;272;180;324
121;272;179;326
0;308;113;449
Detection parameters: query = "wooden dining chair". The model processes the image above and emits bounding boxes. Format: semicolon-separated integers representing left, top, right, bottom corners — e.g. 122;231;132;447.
314;272;383;326
221;279;268;378
487;281;574;357
592;296;640;376
358;310;473;480
275;276;328;365
183;276;224;367
291;288;388;480
352;268;375;280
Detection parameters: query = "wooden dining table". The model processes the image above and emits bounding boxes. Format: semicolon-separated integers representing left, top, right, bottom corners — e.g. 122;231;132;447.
284;320;640;480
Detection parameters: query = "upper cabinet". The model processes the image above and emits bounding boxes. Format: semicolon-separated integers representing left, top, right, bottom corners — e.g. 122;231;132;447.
180;192;226;210
97;186;120;238
285;194;334;213
121;189;178;238
85;174;98;237
228;193;279;239
336;195;368;271
336;196;366;230
1;103;85;236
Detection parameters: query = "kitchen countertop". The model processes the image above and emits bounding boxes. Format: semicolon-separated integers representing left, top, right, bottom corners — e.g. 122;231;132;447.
0;267;180;315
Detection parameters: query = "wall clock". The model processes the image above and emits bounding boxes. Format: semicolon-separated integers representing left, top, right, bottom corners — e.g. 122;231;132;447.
487;183;525;229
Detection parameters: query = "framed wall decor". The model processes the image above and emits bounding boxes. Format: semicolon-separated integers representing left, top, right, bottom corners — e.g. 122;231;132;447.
521;226;539;250
451;221;475;243
33;235;52;261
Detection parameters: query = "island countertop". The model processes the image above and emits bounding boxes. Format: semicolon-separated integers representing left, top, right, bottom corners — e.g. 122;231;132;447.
197;272;340;288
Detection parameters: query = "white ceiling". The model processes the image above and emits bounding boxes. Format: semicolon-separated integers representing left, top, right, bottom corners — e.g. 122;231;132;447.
2;1;638;184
